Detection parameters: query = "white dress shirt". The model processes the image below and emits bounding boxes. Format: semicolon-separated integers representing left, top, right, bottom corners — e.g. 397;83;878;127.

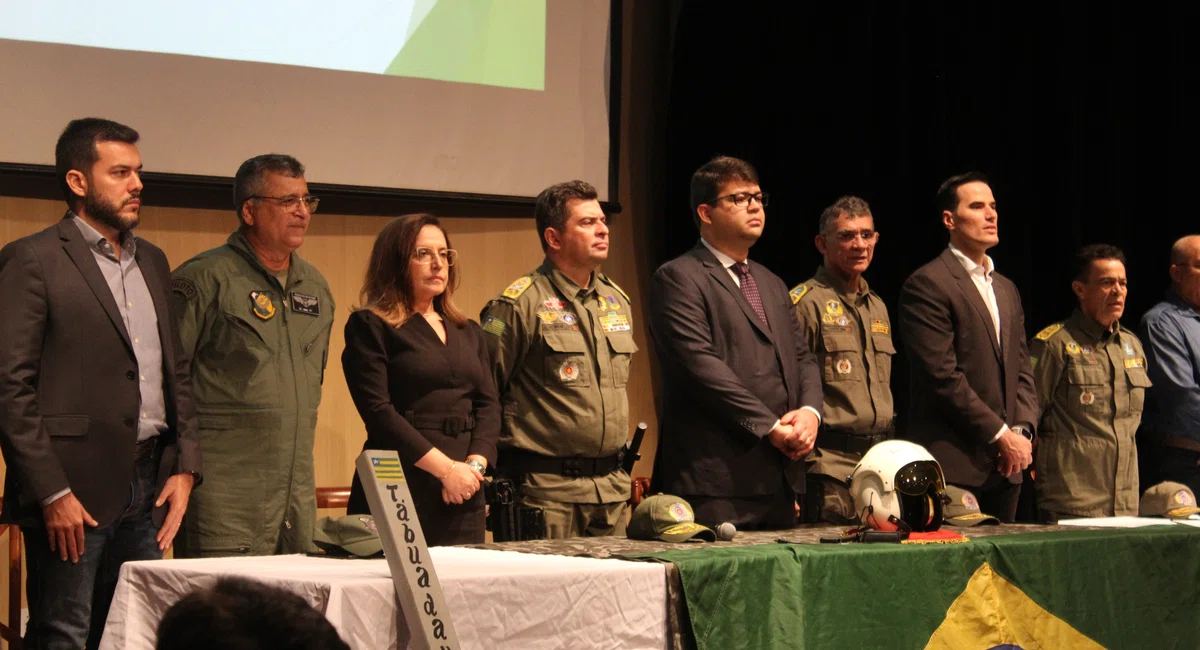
947;244;1012;442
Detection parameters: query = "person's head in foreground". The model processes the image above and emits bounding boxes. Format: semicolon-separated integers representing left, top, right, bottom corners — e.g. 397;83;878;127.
155;577;350;650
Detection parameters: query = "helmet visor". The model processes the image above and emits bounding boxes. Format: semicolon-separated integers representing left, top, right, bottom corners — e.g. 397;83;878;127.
894;460;945;497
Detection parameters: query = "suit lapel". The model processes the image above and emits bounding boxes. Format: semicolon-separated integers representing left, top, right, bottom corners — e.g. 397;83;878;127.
694;244;774;342
58;218;133;352
939;249;1001;360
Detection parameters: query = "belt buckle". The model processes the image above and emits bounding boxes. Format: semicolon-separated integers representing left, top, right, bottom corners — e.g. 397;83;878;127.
562;459;583;478
445;418;463;436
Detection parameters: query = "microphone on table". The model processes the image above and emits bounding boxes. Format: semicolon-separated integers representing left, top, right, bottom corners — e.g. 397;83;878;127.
716;522;737;541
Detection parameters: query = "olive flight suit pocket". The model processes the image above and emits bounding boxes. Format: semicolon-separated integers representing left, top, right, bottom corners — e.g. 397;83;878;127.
871;333;896;383
1125;367;1151;414
543;331;592;387
606;333;639;388
1066;365;1109;410
821;331;862;382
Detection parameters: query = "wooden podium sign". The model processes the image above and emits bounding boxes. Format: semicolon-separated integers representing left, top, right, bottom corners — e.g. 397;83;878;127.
356;450;459;650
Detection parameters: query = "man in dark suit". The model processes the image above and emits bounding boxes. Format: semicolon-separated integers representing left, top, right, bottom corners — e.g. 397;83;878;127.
649;156;824;528
0;118;202;649
897;172;1037;523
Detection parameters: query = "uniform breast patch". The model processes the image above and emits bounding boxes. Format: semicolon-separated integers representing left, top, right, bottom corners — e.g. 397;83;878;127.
1124;358;1145;369
290;292;319;316
871;320;889;334
250;291;275;320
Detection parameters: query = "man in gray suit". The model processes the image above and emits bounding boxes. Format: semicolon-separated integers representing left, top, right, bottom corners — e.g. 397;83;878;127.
0;118;202;649
649;156;824;528
897;172;1037;523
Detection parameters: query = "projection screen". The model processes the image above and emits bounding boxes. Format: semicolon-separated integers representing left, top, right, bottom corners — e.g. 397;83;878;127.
0;0;613;201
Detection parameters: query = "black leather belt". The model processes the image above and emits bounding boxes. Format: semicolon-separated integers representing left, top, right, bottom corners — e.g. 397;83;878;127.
819;427;893;456
404;412;475;436
134;437;159;463
499;448;623;478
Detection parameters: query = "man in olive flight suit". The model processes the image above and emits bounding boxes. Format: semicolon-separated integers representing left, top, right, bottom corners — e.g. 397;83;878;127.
791;197;895;524
1030;244;1150;520
481;180;637;539
170;154;335;556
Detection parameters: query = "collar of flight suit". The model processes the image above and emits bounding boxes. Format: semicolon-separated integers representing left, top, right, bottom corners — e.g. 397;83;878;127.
539;258;599;302
814;264;870;304
1068;308;1120;344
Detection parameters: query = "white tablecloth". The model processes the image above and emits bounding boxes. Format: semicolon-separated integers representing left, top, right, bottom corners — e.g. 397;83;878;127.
99;548;668;650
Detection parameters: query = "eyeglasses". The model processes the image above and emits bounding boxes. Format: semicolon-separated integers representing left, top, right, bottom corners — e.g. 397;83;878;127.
413;247;457;266
710;192;769;208
831;229;879;244
248;195;321;213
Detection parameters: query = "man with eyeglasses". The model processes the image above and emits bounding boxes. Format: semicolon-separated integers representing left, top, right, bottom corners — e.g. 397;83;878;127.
481;180;636;539
649;155;823;529
897;172;1038;523
170;154;335;556
790;196;894;524
1138;234;1200;497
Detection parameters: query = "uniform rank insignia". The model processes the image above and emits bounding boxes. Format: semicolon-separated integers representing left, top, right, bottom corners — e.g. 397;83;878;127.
482;316;507;337
1035;323;1063;341
502;277;533;299
825;300;843;316
250;291;275;320
1124;358;1145;369
790;284;809;304
871;320;890;334
290;292;319;316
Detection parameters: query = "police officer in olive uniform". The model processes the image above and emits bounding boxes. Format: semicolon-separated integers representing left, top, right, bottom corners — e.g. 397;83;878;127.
1030;244;1150;520
170;155;335;556
481;180;636;539
791;197;894;524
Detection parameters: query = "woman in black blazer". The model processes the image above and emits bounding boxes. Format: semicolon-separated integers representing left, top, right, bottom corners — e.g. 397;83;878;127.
343;213;500;545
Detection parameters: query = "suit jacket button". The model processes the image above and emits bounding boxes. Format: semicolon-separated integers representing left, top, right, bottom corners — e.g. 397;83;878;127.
125;417;136;427
126;370;137;380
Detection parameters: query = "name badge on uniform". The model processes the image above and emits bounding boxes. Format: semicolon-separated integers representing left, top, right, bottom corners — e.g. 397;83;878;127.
250;291;275;320
290;292;320;316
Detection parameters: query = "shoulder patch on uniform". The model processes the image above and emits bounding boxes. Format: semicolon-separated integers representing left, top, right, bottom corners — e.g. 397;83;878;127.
501;276;533;300
1034;322;1064;341
172;277;198;301
789;284;810;304
482;315;507;337
601;275;631;302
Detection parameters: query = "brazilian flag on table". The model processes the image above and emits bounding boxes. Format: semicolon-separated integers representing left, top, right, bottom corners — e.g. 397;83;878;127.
639;526;1200;649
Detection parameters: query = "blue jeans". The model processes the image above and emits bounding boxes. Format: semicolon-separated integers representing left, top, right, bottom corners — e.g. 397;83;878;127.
22;450;163;650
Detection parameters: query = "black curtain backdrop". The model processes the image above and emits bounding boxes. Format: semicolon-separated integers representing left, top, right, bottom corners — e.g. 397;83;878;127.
658;2;1198;429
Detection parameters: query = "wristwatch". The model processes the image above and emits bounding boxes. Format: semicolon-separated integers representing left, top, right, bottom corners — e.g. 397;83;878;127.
1010;426;1033;441
466;459;486;475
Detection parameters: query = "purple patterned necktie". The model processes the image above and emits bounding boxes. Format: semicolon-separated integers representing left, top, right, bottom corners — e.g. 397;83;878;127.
733;262;768;326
